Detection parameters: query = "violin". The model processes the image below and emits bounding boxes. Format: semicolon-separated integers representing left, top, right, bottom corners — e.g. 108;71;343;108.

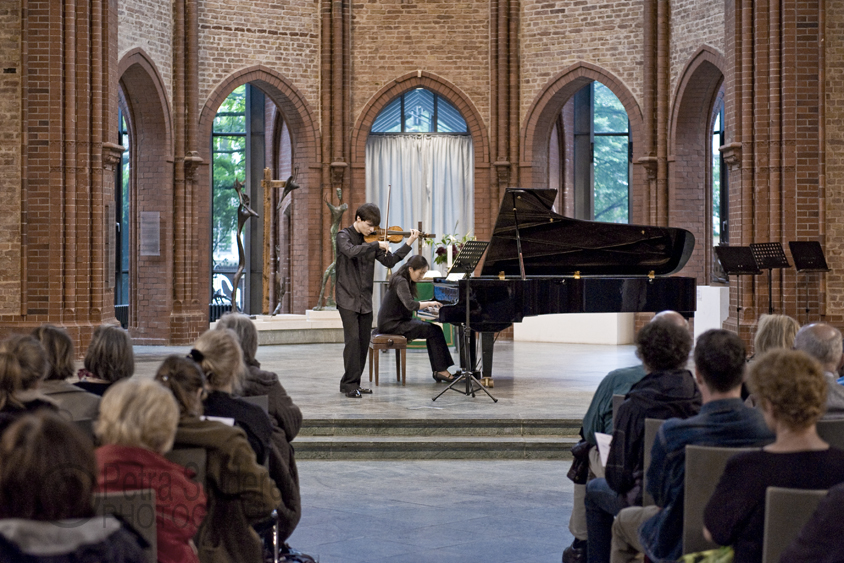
364;227;436;244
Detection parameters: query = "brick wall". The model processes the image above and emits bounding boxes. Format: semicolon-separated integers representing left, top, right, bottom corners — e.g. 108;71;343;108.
521;0;644;124
824;0;844;318
351;0;490;130
197;0;320;127
669;0;724;97
0;2;21;315
118;0;172;106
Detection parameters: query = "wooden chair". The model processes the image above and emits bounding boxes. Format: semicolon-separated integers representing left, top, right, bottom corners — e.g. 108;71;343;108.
682;445;760;555
241;394;269;414
642;418;664;507
761;487;828;563
368;333;407;386
93;488;157;563
816;418;844;449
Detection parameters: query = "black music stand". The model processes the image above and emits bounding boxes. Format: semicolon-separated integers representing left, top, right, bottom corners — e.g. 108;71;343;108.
714;246;761;321
749;242;791;315
434;241;497;403
788;241;830;323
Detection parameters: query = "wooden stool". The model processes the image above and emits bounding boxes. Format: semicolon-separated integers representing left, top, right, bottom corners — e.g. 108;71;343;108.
368;333;407;386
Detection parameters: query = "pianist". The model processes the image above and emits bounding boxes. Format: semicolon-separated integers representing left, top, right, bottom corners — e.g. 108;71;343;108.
377;255;455;383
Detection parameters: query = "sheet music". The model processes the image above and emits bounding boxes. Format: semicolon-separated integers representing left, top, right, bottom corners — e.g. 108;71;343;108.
595;432;613;467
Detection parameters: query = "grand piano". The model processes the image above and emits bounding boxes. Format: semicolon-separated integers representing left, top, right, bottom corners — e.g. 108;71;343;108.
434;187;696;384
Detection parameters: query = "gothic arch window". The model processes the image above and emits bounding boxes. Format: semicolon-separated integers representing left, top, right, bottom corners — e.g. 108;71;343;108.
711;99;728;281
371;88;469;134
115;107;130;328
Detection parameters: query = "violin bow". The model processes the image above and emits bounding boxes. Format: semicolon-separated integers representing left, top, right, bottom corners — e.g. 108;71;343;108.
383;184;392;253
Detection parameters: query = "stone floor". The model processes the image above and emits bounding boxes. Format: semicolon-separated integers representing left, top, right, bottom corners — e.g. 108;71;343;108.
133;339;636;562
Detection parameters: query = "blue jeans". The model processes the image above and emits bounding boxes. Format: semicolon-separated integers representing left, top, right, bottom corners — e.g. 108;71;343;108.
585;478;623;563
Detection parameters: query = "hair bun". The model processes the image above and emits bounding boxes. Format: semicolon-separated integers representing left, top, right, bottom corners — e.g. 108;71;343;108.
188;349;204;363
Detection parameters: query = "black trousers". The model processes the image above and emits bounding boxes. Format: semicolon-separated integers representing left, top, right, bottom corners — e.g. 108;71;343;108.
384;319;455;373
338;307;372;391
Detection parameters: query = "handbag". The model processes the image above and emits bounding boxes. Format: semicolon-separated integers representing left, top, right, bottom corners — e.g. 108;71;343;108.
677;546;734;563
567;440;593;484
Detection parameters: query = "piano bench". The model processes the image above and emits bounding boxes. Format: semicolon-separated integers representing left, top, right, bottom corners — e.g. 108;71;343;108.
368;334;407;386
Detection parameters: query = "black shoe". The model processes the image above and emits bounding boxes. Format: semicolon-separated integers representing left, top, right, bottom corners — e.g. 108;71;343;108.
433;371;455;383
280;544;317;563
562;539;586;563
345;388;362;398
357;387;372;394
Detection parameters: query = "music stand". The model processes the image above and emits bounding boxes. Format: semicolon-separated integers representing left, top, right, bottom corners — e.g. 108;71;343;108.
788;241;830;323
714;246;761;321
750;243;791;315
434;241;497;403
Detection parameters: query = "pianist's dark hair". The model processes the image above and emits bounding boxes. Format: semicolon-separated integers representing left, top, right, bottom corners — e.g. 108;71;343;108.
355;203;381;225
389;255;429;298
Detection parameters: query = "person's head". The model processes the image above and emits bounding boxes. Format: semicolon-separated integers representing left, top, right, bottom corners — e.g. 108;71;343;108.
388;255;429;296
155;355;207;417
635;317;693;372
83;325;134;382
96;378;179;454
651;310;690;329
192;328;244;392
353;203;381;235
32;325;76;381
0;334;49;392
215;312;259;365
0;411;97;520
793;322;843;372
694;329;747;394
754;314;800;355
747;349;827;432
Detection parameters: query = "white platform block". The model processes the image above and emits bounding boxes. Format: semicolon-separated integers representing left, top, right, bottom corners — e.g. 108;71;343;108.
694;285;730;340
514;313;635;345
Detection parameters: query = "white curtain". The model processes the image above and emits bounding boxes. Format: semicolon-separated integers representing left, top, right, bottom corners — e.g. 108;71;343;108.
366;134;474;280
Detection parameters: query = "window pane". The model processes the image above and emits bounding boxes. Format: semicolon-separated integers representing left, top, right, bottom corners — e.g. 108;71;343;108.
593;135;629;223
712;125;721;245
372;96;402;132
593;82;628;134
212;132;245;269
213;85;246;133
404;88;434;133
437;96;468;133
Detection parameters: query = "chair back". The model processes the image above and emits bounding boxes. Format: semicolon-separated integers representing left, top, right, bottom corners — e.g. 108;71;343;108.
612;394;625;428
93;488;157;563
165;447;208;486
642;418;665;507
682;445;760;555
761;487;827;563
816;419;844;449
241;394;269;414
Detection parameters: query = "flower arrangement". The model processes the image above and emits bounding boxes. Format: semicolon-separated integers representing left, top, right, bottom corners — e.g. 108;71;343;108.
427;232;476;266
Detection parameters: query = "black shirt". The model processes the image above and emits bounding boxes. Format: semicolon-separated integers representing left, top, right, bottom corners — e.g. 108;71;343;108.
377;276;420;333
335;226;411;313
203;390;273;465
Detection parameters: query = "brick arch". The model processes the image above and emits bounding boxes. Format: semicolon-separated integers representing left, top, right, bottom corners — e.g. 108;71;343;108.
197;66;321;314
118;48;175;344
521;62;644;220
668;46;725;285
349;71;491;238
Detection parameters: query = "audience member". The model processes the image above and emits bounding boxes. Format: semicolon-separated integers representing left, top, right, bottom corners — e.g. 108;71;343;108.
703;349;844;563
0;411;145;562
155;355;281;563
610;329;774;563
75;325;134;397
793;322;844;418
563;311;688;563
777;481;844;563
95;378;207;563
215;313;305;552
0;335;58;434
584;317;701;563
32;325;100;421
193;328;273;465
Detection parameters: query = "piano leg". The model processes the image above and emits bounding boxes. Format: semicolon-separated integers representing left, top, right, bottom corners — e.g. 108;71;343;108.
480;332;494;388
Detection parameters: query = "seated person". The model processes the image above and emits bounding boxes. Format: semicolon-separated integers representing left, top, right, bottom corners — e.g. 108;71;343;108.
0;335;58;434
192;329;273;465
610;329;774;563
777;481;844;563
215;313;306;553
95;378;207;563
377;255;454;382
703;348;844;563
74;325;134;397
0;411;145;562
743;314;800;404
584;318;701;563
793;323;844;418
32;325;100;421
155;355;281;563
564;311;687;563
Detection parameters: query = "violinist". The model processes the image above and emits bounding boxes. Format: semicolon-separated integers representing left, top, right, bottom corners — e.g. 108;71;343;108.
336;203;419;398
377;255;455;383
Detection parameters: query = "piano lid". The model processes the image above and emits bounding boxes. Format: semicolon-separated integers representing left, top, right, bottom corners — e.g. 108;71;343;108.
479;188;695;277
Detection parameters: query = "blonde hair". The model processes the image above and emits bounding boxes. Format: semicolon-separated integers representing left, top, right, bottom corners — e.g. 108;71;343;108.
754;314;800;355
192;329;244;392
748;348;828;430
95;379;179;454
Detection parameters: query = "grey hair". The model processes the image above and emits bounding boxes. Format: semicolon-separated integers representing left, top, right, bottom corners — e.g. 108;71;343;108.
193;328;245;392
83;325;134;383
215;312;258;365
794;323;843;368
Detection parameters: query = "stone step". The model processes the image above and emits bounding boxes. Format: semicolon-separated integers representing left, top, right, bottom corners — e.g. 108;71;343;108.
300;418;583;438
295;435;579;460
